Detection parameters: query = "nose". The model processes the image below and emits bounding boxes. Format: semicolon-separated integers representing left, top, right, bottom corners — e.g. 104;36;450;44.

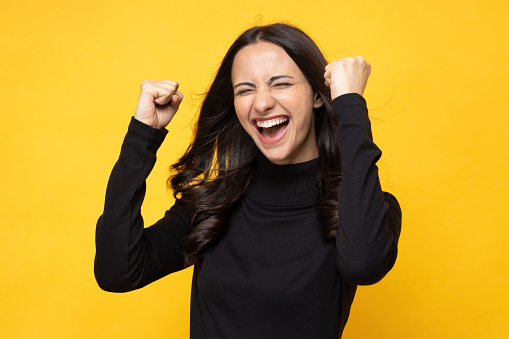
252;88;275;113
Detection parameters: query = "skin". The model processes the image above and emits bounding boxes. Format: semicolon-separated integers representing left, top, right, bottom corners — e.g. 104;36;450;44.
133;46;372;156
134;79;183;129
231;41;324;165
324;56;371;100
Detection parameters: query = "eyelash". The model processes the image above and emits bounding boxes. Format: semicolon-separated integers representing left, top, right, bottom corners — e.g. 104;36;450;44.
236;89;252;96
235;83;293;96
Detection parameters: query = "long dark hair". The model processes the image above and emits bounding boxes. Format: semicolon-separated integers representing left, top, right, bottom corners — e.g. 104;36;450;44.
169;23;341;266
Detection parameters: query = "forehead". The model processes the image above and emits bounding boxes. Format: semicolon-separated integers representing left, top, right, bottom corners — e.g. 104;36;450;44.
231;41;303;81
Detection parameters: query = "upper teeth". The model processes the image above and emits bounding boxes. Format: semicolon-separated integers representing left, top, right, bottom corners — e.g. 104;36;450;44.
256;117;288;128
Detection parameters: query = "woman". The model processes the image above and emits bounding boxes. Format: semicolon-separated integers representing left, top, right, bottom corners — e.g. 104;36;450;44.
95;23;402;338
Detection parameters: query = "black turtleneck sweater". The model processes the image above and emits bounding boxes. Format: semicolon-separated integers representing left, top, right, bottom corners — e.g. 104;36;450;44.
94;93;402;338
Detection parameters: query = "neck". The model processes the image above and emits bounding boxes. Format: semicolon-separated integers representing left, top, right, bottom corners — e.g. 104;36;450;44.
245;155;318;206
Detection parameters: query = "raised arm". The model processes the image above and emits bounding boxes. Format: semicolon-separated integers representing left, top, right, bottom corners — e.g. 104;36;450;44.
94;80;190;292
325;58;402;285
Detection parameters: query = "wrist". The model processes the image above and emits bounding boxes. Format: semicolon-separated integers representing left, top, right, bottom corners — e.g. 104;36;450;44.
331;88;364;101
134;115;158;128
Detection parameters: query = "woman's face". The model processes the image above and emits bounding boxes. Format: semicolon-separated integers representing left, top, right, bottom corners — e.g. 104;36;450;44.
231;41;323;165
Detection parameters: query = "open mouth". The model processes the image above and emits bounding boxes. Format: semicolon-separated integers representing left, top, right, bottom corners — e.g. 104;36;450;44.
253;116;289;144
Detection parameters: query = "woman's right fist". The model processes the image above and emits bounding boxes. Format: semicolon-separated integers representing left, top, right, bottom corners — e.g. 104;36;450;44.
134;80;183;129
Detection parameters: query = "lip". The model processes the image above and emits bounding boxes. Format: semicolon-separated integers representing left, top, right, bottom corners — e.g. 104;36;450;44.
251;116;290;145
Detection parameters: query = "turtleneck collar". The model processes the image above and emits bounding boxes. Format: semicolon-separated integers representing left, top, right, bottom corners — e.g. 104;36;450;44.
245;155;319;207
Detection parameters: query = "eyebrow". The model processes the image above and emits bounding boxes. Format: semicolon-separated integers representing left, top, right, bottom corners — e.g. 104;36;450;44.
233;75;295;89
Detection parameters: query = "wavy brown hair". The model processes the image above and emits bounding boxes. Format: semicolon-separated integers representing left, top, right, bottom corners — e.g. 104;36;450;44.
169;23;341;266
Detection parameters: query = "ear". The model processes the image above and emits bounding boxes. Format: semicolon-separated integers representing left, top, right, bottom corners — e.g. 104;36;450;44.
313;91;324;108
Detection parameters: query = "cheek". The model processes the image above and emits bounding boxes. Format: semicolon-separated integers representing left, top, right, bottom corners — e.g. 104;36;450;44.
294;107;316;136
285;97;314;126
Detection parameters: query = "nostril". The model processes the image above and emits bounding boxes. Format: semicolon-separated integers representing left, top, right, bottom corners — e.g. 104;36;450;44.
253;93;275;111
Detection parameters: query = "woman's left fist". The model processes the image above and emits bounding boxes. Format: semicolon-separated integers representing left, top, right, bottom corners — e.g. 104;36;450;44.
324;56;371;100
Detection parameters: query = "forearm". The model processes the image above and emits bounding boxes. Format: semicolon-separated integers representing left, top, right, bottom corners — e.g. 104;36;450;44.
333;93;402;285
94;118;186;292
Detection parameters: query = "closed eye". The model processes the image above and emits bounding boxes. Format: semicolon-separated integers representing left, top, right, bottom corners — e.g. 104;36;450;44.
273;82;293;88
235;89;254;96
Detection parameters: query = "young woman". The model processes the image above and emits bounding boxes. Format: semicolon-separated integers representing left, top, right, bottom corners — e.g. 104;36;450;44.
95;23;402;338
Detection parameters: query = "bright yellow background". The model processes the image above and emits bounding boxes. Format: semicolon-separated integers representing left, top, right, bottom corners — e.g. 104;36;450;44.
1;0;507;338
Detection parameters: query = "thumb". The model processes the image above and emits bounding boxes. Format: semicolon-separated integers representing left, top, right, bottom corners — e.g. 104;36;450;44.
169;91;184;112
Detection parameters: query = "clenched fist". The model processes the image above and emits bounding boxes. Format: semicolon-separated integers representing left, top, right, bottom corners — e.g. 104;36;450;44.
134;80;184;129
324;56;371;100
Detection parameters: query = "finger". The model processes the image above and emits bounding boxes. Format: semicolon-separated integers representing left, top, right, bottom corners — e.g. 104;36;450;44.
153;88;175;105
140;80;173;95
141;80;179;93
325;58;344;70
160;80;179;87
354;56;366;63
173;91;183;103
146;82;178;105
324;61;336;71
159;80;179;92
323;68;331;81
155;81;179;96
138;82;170;107
169;91;184;111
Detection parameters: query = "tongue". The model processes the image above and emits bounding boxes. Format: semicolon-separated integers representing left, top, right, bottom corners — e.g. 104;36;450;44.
263;124;282;139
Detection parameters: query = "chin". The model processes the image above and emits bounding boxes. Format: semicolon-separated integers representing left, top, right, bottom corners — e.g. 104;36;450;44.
259;148;292;165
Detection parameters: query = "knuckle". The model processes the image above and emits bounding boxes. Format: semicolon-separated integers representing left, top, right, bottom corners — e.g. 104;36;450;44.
140;80;152;88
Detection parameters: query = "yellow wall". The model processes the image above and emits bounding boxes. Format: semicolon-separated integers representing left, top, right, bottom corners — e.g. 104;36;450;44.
1;0;507;338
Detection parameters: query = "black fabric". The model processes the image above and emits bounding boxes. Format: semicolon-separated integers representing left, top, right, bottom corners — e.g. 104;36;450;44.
95;93;402;338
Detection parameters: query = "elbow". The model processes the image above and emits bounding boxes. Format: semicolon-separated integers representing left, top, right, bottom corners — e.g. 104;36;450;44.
94;267;124;293
94;257;133;293
94;274;125;293
338;192;402;285
338;247;398;285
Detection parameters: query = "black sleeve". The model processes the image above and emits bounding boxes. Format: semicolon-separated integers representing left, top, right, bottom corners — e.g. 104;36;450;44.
94;117;190;292
333;93;402;285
